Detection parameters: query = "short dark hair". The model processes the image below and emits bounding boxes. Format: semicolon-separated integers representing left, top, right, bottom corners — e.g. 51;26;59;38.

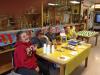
35;30;43;36
48;26;52;31
56;36;61;41
16;31;26;41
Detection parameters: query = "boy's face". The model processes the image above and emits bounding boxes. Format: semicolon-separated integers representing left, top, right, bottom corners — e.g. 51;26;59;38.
67;27;70;31
65;26;70;33
38;34;44;39
48;27;53;34
20;32;30;43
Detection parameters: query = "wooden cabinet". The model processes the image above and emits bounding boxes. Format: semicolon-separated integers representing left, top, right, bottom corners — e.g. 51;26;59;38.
0;48;14;74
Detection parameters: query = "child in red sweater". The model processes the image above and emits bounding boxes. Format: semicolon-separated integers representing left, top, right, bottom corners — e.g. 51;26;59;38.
14;31;50;75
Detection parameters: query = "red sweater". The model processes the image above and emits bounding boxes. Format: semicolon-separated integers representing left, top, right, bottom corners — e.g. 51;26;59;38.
14;41;38;70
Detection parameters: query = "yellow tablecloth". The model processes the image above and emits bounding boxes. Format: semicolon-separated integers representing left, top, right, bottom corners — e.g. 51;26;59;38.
36;43;91;75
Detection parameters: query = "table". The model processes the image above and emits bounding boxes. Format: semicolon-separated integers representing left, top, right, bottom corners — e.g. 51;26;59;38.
77;31;99;46
36;43;91;75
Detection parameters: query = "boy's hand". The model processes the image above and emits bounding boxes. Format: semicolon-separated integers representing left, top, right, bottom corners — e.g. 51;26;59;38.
30;45;37;51
34;45;37;50
26;48;32;56
35;66;40;72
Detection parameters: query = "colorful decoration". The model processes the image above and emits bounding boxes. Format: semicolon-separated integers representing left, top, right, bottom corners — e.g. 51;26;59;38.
0;34;7;44
0;37;2;43
0;33;16;46
6;33;13;43
11;33;16;43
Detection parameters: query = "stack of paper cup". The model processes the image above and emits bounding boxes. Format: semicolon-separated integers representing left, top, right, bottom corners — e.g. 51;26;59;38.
43;44;55;54
47;45;50;54
51;45;55;53
43;44;46;54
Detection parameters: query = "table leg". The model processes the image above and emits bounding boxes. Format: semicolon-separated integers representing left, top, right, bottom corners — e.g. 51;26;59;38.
86;38;89;43
95;35;98;46
60;65;65;75
85;57;88;68
82;38;84;41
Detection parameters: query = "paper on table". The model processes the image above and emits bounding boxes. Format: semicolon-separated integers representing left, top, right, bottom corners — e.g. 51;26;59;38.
70;51;78;56
77;45;87;49
79;41;86;44
58;56;70;61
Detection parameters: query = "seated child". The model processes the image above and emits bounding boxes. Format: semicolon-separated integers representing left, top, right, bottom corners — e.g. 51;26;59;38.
14;31;50;75
31;30;51;48
70;26;77;39
64;26;77;40
55;36;62;45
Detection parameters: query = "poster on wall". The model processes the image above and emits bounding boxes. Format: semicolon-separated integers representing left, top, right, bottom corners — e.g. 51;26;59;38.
88;12;94;29
63;14;70;23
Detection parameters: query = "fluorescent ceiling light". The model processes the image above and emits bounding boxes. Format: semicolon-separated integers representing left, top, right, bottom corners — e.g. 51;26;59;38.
91;4;100;8
70;1;80;4
95;4;100;8
48;3;59;6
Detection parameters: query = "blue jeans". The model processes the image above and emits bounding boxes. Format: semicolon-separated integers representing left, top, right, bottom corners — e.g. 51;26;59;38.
16;68;39;75
16;60;50;75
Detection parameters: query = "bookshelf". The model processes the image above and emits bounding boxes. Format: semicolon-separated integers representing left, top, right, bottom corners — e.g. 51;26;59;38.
0;48;14;74
0;62;13;74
